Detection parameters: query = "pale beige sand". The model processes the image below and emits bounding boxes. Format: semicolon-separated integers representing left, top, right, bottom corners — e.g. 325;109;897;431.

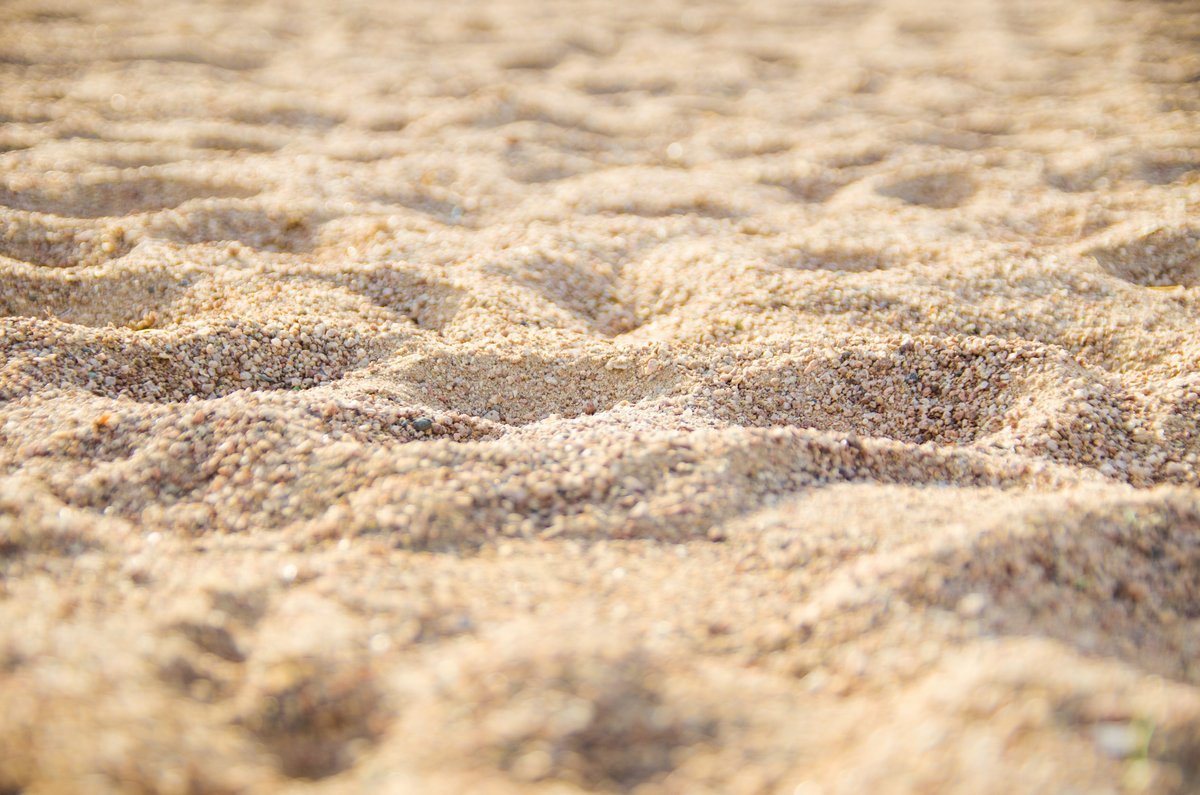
2;0;1200;792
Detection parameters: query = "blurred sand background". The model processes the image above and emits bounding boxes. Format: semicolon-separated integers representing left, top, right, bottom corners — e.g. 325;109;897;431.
1;0;1200;792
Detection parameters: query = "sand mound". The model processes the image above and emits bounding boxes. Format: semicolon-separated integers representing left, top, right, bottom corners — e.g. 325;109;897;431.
2;0;1199;791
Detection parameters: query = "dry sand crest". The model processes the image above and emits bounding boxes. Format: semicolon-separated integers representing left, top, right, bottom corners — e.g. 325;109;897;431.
1;0;1199;792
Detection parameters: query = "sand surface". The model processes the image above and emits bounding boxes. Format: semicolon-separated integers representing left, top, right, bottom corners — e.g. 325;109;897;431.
2;0;1200;792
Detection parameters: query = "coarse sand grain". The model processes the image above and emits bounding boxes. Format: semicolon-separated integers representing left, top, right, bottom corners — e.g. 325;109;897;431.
2;0;1200;792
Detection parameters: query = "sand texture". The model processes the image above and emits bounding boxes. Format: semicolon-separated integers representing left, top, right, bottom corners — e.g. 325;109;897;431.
2;0;1200;791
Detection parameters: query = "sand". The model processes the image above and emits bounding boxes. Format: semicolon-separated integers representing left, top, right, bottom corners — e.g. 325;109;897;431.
1;0;1199;791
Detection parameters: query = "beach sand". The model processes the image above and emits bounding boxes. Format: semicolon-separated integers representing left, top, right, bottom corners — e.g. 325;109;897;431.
1;0;1199;791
